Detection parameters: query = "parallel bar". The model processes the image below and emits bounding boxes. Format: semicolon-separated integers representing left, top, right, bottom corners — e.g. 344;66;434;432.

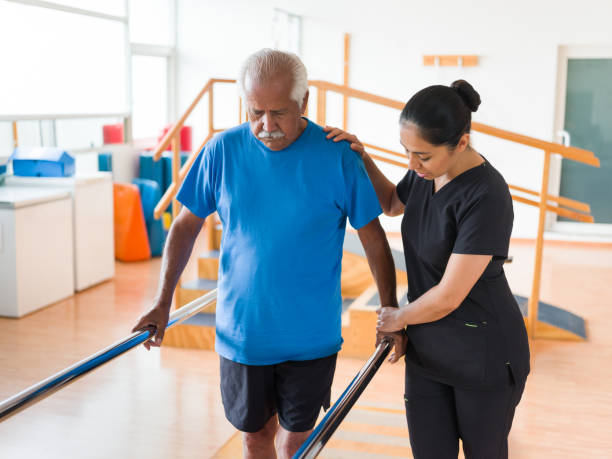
293;339;392;459
0;290;218;422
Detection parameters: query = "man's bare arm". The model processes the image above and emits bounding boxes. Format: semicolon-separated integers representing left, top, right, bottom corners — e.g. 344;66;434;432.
356;218;406;363
357;218;398;308
131;207;205;349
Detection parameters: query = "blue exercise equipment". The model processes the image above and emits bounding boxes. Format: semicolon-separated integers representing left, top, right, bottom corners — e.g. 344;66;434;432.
98;152;113;172
132;178;166;257
11;148;75;177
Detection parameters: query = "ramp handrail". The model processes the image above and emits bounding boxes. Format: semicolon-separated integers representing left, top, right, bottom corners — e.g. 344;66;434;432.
0;290;218;422
293;338;392;459
157;75;601;341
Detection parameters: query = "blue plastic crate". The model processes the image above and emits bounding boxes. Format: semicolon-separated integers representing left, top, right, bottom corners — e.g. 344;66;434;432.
11;147;75;177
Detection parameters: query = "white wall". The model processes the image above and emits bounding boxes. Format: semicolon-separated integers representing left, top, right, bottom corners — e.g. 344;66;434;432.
176;0;612;237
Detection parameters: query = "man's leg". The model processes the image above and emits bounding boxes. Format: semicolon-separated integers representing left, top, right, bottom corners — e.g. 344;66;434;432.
220;356;278;458
275;426;311;459
274;353;337;458
244;414;279;459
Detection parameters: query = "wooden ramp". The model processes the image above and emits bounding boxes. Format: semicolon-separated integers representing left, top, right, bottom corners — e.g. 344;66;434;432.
165;228;588;353
341;232;589;343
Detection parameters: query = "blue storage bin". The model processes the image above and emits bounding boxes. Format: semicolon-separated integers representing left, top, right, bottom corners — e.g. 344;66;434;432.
132;178;166;257
162;151;189;193
98;152;113;172
11;147;75;177
138;151;164;193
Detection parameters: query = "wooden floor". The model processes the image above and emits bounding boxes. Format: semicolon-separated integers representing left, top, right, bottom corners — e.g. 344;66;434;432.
1;233;611;458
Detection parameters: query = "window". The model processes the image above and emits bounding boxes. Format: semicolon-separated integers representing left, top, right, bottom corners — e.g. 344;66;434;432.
0;1;127;115
131;55;169;139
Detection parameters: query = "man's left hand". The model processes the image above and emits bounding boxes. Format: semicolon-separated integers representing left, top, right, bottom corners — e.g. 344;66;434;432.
376;329;408;364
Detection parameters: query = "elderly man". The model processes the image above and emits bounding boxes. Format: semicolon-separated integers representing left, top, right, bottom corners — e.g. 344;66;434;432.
132;48;405;459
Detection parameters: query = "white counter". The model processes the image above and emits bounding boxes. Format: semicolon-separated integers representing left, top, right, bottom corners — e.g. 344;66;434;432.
5;172;114;291
0;187;74;317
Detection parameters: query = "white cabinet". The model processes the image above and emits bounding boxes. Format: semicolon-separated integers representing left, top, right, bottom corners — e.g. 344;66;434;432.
0;188;74;317
5;172;114;291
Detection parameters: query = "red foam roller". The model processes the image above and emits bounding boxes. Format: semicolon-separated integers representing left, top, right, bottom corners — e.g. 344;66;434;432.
103;124;124;144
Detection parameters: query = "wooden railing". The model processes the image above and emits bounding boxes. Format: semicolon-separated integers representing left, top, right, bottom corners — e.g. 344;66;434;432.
152;78;238;250
154;77;600;339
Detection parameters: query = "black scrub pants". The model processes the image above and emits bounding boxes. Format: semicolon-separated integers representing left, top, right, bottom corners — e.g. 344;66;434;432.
404;366;526;459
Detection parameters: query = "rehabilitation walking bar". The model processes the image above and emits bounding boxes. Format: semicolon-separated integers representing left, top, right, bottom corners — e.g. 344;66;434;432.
0;290;218;421
293;337;393;459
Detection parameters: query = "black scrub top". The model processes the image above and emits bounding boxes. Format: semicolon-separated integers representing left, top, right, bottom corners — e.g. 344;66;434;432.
397;158;530;390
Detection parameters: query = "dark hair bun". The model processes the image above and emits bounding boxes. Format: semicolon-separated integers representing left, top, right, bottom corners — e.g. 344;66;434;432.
450;80;481;112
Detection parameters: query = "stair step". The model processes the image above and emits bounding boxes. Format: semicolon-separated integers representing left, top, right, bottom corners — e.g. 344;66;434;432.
198;250;220;280
182;278;217;290
163;322;215;349
177;278;217;308
183;311;216;326
166;279;217;350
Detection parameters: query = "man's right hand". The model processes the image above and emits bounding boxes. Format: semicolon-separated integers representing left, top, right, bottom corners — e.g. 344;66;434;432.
131;305;170;350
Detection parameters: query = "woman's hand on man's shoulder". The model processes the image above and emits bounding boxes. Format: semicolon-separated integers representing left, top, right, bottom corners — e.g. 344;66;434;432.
323;125;366;160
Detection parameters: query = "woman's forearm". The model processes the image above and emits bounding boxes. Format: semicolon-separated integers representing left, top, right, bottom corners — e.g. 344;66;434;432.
363;153;398;215
399;284;459;326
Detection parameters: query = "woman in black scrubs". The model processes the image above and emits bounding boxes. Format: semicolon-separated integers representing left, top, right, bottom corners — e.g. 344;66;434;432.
325;80;530;458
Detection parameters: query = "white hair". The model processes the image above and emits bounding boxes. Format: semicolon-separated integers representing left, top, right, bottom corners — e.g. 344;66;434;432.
238;48;308;106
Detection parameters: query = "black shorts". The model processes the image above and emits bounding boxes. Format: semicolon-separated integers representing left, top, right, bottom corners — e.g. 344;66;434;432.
220;353;337;433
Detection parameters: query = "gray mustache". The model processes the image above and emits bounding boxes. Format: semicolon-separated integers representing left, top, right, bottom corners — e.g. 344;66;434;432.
258;130;285;139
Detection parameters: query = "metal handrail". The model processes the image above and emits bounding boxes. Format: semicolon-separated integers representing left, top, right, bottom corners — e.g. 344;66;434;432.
0;290;218;422
293;338;392;459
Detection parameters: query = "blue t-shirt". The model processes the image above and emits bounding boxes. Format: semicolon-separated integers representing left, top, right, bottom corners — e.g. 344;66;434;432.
177;119;382;365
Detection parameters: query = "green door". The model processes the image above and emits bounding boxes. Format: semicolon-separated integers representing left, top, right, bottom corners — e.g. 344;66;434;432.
560;59;612;223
